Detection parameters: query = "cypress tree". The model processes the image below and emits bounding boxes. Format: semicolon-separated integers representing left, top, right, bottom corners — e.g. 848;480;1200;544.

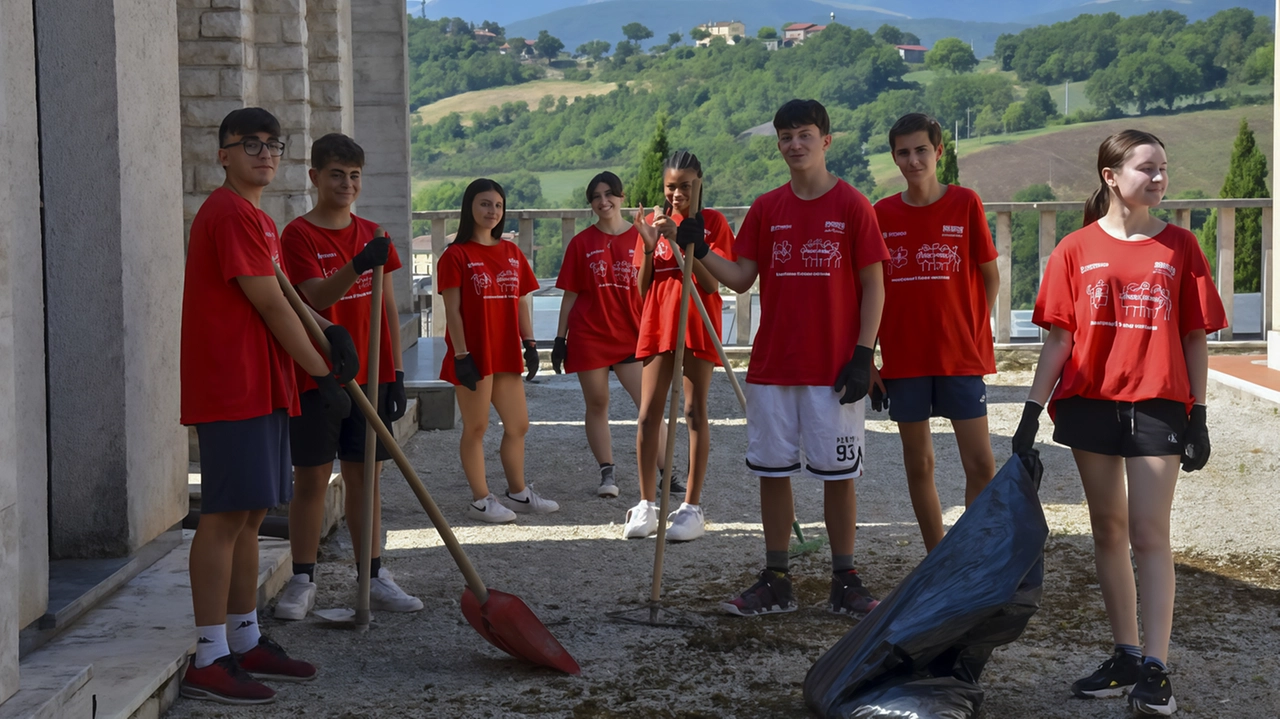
1202;119;1270;291
937;129;959;185
631;113;670;209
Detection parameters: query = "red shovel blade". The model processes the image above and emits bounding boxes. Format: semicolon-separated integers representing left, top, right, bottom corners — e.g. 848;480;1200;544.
461;587;581;675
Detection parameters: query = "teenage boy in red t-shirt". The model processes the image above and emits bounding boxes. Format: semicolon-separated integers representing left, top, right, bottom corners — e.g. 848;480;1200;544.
275;133;423;621
678;99;889;618
873;113;999;552
180;108;360;704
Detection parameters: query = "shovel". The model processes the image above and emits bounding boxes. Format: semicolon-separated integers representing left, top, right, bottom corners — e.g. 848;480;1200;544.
274;264;580;675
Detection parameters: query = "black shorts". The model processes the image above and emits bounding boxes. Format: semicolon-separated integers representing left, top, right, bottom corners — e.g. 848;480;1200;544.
196;409;292;513
1052;397;1187;458
615;354;639;365
289;383;393;467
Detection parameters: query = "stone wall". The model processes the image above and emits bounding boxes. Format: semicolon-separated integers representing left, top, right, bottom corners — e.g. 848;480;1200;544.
36;0;188;558
1;0;42;701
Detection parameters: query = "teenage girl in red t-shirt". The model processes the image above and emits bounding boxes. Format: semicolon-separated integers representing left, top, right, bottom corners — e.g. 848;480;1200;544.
551;172;666;498
626;151;734;543
438;178;560;524
1013;130;1226;716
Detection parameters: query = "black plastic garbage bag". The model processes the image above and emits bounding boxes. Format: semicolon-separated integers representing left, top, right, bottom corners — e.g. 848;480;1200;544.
804;453;1047;719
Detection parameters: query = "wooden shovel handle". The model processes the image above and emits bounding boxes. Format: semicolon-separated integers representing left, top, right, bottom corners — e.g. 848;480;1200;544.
273;264;491;603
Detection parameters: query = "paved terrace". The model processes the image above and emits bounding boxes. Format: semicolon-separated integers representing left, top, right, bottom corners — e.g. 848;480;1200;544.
150;367;1280;719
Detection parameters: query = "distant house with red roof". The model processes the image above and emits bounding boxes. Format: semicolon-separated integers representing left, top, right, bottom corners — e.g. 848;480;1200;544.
895;44;929;63
473;29;497;44
498;38;536;59
782;23;825;46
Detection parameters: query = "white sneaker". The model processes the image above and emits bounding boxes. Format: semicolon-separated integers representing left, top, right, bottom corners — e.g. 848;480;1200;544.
369;568;424;612
623;500;658;539
274;574;316;620
598;467;619;498
666;503;706;542
505;487;559;514
468;494;517;523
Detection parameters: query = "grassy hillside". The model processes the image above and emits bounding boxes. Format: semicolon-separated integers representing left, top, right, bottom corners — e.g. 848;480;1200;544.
415;79;616;125
869;105;1274;201
412;167;617;206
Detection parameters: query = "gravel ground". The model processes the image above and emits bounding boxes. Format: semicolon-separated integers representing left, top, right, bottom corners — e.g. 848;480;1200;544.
167;369;1280;719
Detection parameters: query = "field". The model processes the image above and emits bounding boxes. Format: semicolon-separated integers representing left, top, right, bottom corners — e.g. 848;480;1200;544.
415;79;616;125
869;105;1275;201
412;167;618;207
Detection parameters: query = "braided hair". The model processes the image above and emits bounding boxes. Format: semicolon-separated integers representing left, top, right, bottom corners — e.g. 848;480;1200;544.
662;150;704;213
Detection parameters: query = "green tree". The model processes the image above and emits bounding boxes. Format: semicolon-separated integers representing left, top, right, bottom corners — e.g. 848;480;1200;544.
534;30;564;60
631;113;670;208
668;31;683;46
974;104;1002;136
576;39;611;61
873;24;905;45
926;38;979;74
758;26;778;40
1009;184;1057;309
937;129;959;185
826;135;874;193
622;22;654;45
1201;119;1270;291
690;27;711;42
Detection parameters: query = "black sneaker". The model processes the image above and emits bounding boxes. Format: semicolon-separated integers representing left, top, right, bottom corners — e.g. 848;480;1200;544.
658;469;685;497
721;569;797;616
1071;649;1142;699
829;570;879;618
1128;661;1177;715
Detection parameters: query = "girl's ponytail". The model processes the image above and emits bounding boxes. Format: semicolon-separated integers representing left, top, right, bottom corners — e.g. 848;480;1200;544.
1083;184;1110;228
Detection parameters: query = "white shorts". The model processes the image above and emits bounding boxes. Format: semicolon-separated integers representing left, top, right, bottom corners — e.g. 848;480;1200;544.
745;383;866;481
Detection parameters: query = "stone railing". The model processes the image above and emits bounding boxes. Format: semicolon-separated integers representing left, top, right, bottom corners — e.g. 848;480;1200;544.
413;197;1276;344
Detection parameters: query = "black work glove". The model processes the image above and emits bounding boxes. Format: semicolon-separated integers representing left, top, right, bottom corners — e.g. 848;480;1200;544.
322;324;360;385
352;235;391;274
310;374;351;423
454;354;480;391
387;370;408;421
674;212;709;260
551;336;567;374
871;383;889;413
833;345;875;405
1012;400;1043;458
523;339;540;380
1181;404;1210;472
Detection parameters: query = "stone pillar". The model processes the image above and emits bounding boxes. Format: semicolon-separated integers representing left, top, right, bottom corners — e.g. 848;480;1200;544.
308;0;355;141
256;0;314;224
35;0;188;558
0;0;40;700
178;0;258;240
2;0;50;643
352;0;414;325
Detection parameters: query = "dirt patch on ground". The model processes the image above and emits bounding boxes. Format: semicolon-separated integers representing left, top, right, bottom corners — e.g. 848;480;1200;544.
166;370;1280;718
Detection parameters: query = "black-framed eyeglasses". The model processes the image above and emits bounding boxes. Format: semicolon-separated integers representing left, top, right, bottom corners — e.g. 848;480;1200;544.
221;138;286;157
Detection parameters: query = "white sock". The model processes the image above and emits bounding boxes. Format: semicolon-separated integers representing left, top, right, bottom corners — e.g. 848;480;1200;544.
226;611;261;654
507;487;530;501
195;624;230;668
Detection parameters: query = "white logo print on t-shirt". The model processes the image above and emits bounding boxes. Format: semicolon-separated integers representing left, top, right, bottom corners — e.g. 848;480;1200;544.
1120;282;1171;321
801;238;842;268
772;240;793;266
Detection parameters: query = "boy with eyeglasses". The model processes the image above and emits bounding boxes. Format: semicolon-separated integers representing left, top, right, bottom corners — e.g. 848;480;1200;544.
180;108;360;704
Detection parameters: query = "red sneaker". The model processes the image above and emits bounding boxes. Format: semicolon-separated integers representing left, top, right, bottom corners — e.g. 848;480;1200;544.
237;637;317;682
180;655;276;705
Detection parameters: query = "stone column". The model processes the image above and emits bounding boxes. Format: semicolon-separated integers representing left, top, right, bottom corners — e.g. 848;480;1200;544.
352;0;414;330
256;0;314;225
308;0;355;141
36;0;188;558
2;0;50;644
0;0;40;701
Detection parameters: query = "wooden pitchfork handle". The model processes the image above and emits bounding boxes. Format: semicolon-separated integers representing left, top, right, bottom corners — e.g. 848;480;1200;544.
668;245;746;412
273;264;493;604
355;265;383;628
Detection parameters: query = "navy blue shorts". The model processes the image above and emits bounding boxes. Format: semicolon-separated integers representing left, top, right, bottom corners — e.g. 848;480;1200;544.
290;384;393;466
883;376;988;423
196;409;292;514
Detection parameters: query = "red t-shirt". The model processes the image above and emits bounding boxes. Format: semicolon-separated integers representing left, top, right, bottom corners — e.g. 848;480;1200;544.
436;239;539;384
874;186;998;379
281;215;404;393
633;209;735;365
734;180;890;386
1033;222;1227;414
181;187;299;424
555;224;643;372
